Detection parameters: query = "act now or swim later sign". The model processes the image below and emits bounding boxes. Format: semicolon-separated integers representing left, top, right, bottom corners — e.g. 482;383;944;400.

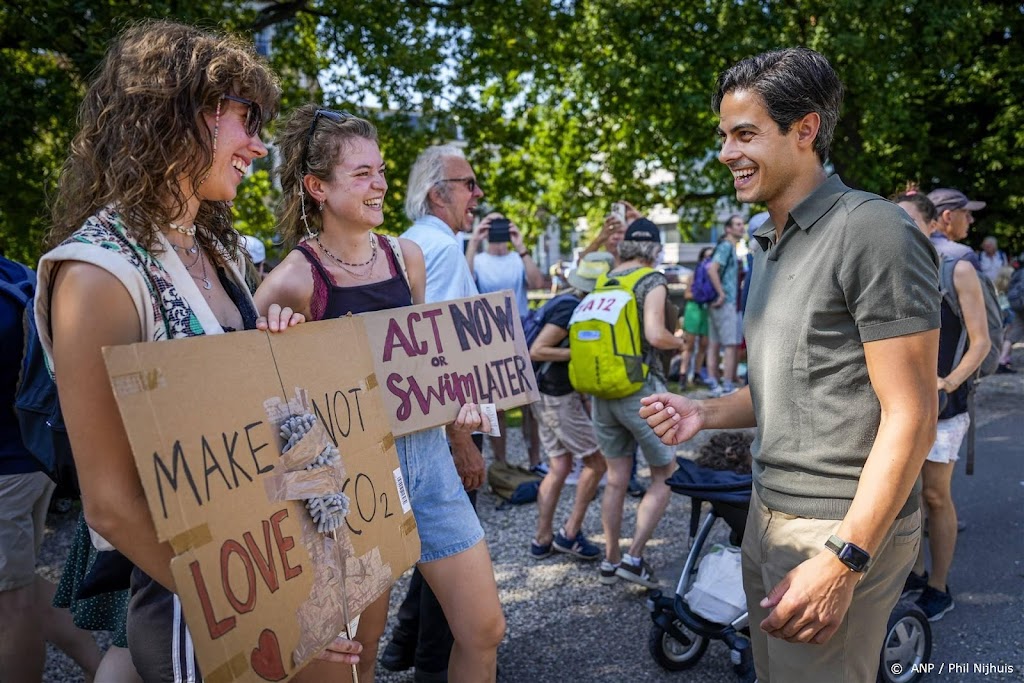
360;290;540;436
100;291;537;682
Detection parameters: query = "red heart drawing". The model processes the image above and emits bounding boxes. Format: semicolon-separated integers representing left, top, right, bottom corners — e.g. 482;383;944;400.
250;628;287;681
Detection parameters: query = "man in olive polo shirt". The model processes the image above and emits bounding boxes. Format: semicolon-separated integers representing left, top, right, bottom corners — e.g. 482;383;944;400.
640;48;940;682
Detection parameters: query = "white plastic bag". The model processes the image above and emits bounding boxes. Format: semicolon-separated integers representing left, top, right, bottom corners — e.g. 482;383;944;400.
683;544;746;624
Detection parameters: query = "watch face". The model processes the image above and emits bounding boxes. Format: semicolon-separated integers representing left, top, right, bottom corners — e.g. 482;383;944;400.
838;544;870;571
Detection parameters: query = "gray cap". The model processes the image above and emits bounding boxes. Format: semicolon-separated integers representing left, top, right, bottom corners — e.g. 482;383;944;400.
927;188;986;213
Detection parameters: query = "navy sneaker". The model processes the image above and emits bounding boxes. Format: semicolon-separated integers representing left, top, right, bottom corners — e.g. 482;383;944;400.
916;585;955;622
552;528;601;560
902;570;929;596
530;539;552;560
627;477;647;498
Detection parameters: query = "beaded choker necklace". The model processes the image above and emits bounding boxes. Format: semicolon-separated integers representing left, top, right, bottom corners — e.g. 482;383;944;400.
315;234;378;280
170;222;197;236
316;234;376;267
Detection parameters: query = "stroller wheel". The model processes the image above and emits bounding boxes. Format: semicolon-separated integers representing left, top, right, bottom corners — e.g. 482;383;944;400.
877;600;932;683
648;619;709;671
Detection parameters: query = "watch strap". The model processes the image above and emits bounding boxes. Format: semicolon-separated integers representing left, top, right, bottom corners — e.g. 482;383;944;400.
825;534;870;572
824;534;845;555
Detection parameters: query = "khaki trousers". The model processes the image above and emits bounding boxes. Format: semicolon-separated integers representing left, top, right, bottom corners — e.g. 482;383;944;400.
741;488;921;683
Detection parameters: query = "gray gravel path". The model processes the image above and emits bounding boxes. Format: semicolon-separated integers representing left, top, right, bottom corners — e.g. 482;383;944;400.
39;348;1024;682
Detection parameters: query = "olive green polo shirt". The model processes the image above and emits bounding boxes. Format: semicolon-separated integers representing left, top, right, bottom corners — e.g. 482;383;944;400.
745;174;940;520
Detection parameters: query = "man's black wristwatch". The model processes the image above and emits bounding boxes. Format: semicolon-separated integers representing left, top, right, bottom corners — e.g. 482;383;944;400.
824;535;870;572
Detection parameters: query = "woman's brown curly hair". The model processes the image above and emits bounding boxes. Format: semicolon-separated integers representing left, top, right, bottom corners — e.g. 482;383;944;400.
49;20;280;264
275;104;378;247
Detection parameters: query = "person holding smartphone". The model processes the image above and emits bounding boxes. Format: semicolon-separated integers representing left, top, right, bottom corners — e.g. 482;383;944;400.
466;213;546;469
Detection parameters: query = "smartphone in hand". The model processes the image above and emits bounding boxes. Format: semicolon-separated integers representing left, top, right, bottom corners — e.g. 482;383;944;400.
488;218;511;243
612;202;626;224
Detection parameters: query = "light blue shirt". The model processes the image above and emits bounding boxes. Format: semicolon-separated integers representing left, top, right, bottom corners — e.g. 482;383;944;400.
472;251;529;318
402;215;479;304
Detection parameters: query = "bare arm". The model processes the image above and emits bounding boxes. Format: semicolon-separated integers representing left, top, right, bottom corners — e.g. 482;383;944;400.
641;284;684;351
446;427;484;491
399;237;426;305
706;260;726;308
580;215;624;257
639;385;756;446
838;329;938;554
253;251;315;320
51;262;177;590
759;329;939;645
530;323;569;363
510;223;544;289
942;261;989;391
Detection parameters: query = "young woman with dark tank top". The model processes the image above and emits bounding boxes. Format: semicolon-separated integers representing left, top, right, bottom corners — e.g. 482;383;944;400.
254;106;503;682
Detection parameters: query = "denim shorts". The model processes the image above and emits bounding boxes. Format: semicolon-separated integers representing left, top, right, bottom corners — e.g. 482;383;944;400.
926;412;970;464
395;427;484;563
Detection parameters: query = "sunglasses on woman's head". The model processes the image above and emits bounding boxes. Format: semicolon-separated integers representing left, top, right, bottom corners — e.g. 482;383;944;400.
301;109;354;173
221;94;263;138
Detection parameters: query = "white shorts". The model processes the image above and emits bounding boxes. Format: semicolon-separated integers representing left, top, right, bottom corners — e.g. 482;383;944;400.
925;412;970;464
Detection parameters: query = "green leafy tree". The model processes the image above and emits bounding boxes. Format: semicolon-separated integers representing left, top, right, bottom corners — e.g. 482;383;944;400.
3;0;1022;264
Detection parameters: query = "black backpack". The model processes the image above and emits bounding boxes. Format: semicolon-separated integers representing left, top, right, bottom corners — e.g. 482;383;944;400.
940;256;1003;378
523;292;578;376
0;260;79;494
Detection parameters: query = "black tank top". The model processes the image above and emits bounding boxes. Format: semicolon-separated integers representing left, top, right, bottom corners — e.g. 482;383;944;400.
295;234;412;320
937;299;968;419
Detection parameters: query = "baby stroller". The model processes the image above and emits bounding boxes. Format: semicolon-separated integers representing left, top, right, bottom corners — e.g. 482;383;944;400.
646;457;933;683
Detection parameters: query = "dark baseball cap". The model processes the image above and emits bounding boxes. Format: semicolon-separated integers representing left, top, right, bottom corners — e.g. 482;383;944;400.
623;217;661;243
927;188;986;213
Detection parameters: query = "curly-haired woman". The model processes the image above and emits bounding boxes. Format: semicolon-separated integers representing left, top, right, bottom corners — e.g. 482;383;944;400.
36;21;359;680
253;105;502;682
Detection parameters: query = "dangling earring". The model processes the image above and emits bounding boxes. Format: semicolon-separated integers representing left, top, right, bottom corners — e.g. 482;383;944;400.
319;200;325;212
197;100;222;187
299;182;316;240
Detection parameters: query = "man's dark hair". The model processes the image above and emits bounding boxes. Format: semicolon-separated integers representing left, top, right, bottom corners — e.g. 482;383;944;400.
724;214;743;229
712;47;843;165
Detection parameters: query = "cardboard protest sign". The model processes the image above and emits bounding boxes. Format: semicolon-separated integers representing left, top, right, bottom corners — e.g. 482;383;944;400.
360;290;540;437
103;318;420;683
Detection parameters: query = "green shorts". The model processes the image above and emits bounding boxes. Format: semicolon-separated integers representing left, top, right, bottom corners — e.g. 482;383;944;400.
682;300;708;337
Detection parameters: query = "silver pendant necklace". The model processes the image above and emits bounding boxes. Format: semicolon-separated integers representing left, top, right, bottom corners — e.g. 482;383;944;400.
183;245;212;290
196;254;212;290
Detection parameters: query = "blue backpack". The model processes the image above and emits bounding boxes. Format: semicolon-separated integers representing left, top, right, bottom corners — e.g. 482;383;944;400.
0;259;78;493
690;257;717;304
